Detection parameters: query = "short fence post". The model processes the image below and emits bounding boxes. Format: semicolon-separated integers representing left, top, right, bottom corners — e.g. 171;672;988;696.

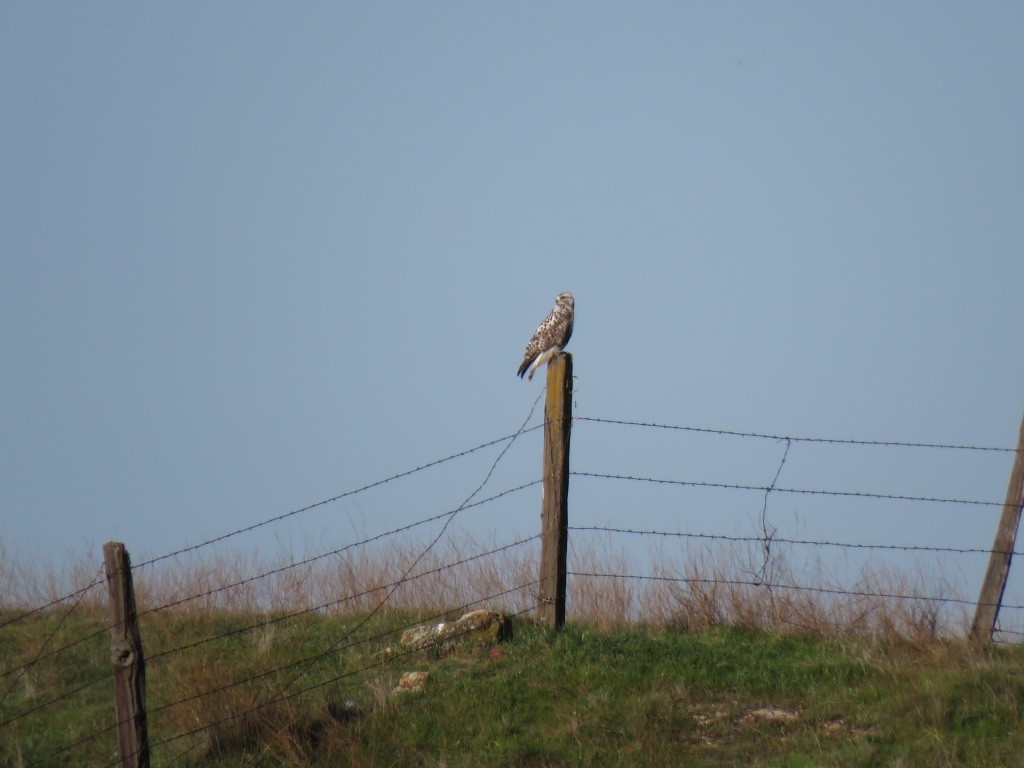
538;352;572;630
103;541;150;768
971;410;1024;643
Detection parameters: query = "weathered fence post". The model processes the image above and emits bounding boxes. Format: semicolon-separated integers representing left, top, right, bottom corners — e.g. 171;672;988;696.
971;410;1024;643
103;541;150;768
538;352;572;630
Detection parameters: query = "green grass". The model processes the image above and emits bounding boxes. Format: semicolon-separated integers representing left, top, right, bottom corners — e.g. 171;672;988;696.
4;607;1024;767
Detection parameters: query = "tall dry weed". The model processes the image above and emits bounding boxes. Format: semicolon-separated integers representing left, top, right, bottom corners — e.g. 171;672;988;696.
1;529;972;642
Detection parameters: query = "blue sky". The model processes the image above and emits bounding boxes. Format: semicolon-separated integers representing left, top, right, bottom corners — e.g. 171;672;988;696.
3;4;1023;625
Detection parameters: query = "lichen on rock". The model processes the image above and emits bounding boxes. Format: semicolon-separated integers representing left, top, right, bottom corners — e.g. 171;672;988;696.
400;609;512;652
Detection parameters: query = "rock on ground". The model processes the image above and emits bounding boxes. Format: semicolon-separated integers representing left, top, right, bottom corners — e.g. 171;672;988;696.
393;671;429;694
400;609;512;651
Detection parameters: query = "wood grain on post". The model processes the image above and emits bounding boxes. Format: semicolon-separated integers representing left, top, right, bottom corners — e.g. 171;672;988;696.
538;352;572;630
103;541;150;768
971;411;1024;643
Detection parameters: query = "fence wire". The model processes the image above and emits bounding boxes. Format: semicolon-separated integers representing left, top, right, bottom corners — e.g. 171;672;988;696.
571;470;1005;508
4;411;1022;766
0;425;546;633
0;480;539;688
568;571;1023;611
5;396;547;765
29;579;540;768
569;525;1022;557
576;416;1020;452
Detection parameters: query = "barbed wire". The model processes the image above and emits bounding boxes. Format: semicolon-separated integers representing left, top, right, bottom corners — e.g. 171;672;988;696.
0;426;546;633
13;459;994;686
13;560;1023;763
151;575;537;763
0;514;540;730
3;414;1011;630
0;668;112;732
755;438;790;583
568;570;1024;611
133;424;544;572
0;479;538;686
6;413;1008;630
151;592;541;768
139;480;539;623
0;573;108;632
995;627;1024;638
1;534;539;732
0;624;107;690
0;564;105;710
26;579;540;768
28;559;1019;767
569;525;1019;557
146;534;540;667
14;516;1008;734
10;521;1017;738
3;391;545;747
7;410;1024;764
571;470;1005;507
227;390;544;768
576;416;1020;452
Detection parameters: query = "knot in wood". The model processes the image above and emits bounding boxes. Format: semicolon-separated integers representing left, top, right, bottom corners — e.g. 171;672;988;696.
111;639;135;668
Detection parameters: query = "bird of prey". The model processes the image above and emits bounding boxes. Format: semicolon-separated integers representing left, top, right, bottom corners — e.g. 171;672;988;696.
517;292;574;381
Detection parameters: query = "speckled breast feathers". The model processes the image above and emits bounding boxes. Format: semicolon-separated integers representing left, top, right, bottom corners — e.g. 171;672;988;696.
517;292;574;381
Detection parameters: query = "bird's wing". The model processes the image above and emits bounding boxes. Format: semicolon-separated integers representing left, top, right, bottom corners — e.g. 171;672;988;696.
517;309;558;378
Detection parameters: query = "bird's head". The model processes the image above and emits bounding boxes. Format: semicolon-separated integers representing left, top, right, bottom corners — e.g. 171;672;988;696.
555;291;574;310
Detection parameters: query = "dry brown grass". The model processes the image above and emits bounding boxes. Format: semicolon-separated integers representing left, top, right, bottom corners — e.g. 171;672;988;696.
565;535;970;641
0;529;970;642
0;528;1005;768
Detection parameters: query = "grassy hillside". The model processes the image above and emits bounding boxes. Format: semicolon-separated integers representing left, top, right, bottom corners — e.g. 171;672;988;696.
4;604;1024;767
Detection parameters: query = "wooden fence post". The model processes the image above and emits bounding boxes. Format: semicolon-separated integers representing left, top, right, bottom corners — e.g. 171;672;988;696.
103;541;150;768
538;352;572;630
971;410;1024;643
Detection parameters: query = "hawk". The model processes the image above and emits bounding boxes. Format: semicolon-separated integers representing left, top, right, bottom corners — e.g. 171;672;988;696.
517;292;574;381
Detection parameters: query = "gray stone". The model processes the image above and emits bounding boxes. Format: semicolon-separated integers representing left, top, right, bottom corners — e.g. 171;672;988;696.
400;609;511;652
